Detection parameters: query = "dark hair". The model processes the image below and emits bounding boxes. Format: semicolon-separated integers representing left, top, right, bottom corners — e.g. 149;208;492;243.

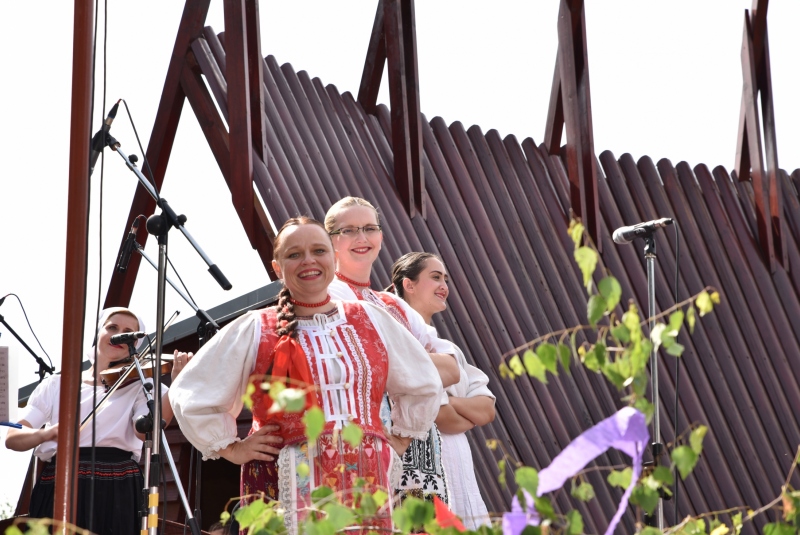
273;217;330;338
388;252;442;299
208;522;225;533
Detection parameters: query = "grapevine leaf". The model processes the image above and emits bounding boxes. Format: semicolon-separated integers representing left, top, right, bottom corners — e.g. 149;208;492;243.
558;343;571;375
574;246;598;291
509;354;525;376
671;445;699;479
536;343;558;374
598;276;622;313
303;406;325;444
587;294;607;327
690;425;708;455
343;422;363;448
607;467;632;488
566;510;584;535
686;305;697;334
571;481;595;502
524;350;547;384
515;466;539;497
696;291;713;316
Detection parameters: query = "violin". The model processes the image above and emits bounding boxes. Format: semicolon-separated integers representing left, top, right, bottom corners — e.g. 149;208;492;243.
99;355;175;390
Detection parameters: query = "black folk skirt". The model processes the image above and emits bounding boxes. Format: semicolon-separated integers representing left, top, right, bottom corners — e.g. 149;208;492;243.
29;447;143;535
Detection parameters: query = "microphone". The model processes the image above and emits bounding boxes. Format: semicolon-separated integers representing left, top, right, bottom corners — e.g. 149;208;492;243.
110;331;146;345
117;218;140;273
612;218;674;245
88;100;120;176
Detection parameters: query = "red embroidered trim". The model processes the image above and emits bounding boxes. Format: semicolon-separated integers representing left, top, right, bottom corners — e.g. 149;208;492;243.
335;271;370;288
289;294;332;308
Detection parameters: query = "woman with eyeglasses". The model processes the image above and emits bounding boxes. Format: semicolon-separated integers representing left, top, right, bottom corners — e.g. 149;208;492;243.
324;196;459;506
389;252;495;529
169;217;443;533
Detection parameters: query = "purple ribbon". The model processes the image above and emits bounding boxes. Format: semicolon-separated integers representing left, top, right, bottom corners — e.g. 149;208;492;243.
503;407;649;535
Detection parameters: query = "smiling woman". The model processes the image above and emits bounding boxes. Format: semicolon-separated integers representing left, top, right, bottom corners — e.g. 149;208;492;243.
168;216;444;533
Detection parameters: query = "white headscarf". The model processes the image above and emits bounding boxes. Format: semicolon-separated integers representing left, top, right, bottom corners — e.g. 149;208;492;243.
84;307;147;364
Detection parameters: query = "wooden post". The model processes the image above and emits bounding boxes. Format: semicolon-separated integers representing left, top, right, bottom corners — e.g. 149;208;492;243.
55;0;94;528
543;0;600;249
734;0;785;272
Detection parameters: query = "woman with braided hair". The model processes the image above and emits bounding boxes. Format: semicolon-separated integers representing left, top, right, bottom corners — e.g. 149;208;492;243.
169;217;443;532
389;252;496;529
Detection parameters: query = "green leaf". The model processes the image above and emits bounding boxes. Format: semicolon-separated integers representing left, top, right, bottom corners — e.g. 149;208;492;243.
296;462;310;478
583;343;606;373
668;310;685;334
566;509;584;535
323;502;356;530
304;518;335;535
360;492;377;517
711;291;721;304
392;506;413;534
268;381;285;400
610;322;631;344
509;354;525;376
639;528;663;535
234;499;268;528
497;459;507;486
686;305;697;334
652;465;675;486
303;406;325;443
275;387;306;413
696;291;713;316
630;485;659;515
607;467;632;489
523;350;547;383
732;512;743;534
219;511;231;523
499;362;514;379
571;481;595;502
671;445;699;479
242;382;256;410
569;220;585;249
764;523;797;535
634;398;655;422
342;422;363;448
574;246;598;291
5;527;25;535
405;497;434;527
515;466;539;496
536;343;558;374
666;342;685;356
533;496;556;520
558;343;571;374
311;485;335;504
622;303;642;341
372;489;389;508
690;425;708;455
598;276;622;312
587;294;607;327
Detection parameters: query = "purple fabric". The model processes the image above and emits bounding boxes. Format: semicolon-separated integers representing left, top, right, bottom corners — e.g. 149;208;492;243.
503;407;649;535
502;490;539;535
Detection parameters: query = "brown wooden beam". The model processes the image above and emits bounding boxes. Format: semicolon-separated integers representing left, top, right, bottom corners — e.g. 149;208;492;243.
104;0;212;308
545;0;599;248
245;0;268;163
183;44;276;275
401;0;424;217
225;0;256;246
56;0;94;526
357;0;386;114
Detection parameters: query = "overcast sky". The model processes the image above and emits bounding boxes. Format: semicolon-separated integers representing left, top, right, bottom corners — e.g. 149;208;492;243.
1;0;798;514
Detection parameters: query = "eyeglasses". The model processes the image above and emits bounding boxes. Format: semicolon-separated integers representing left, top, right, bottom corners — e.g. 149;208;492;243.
329;225;383;237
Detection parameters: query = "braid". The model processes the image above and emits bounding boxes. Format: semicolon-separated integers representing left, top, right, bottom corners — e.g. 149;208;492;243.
275;285;299;338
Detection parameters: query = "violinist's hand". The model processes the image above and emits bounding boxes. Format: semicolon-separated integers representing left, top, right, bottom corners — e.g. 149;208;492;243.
171;350;193;381
218;425;283;465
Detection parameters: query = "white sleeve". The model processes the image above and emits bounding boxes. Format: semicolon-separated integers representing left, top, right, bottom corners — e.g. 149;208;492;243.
381;291;456;356
462;363;495;401
169;311;262;460
328;279;358;300
18;376;58;429
360;302;443;440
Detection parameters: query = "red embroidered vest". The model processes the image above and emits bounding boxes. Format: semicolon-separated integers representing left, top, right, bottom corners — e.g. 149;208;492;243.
248;303;390;446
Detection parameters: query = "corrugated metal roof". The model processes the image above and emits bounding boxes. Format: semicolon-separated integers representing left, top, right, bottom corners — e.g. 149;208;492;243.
184;28;800;532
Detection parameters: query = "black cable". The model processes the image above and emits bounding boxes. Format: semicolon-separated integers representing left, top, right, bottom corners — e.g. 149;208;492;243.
120;99;160;199
673;222;680;527
1;294;54;369
167;256;199;308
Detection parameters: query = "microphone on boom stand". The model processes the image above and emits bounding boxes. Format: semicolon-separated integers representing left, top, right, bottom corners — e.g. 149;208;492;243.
612;218;674;245
88;100;120;176
117;218;140;273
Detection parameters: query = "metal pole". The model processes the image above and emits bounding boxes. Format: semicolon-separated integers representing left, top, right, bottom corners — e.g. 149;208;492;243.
55;0;94;530
645;236;664;530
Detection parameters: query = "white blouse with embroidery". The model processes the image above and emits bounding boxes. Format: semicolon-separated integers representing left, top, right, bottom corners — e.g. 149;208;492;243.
169;300;443;460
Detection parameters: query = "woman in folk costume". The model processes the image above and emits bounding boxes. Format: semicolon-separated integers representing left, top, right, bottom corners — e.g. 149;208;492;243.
5;307;192;535
324;196;459;505
169;217;443;532
390;252;496;529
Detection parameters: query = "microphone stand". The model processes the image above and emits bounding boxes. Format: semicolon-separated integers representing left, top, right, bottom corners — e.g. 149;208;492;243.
101;133;229;535
643;234;665;530
0;313;54;381
129;241;220;528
